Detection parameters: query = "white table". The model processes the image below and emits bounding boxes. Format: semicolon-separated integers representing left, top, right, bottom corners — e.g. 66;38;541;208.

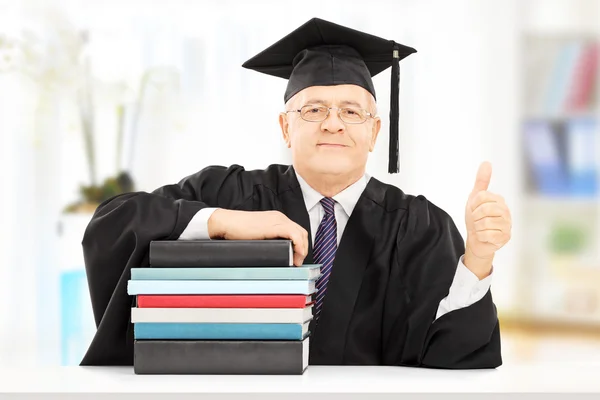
1;362;599;399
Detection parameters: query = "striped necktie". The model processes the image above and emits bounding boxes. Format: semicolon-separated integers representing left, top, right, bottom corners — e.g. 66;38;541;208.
313;197;337;320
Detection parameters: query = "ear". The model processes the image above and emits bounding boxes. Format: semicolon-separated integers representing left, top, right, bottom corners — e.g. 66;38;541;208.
279;112;291;148
369;116;381;152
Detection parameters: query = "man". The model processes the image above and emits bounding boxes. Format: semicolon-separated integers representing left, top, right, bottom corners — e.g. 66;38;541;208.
80;18;511;369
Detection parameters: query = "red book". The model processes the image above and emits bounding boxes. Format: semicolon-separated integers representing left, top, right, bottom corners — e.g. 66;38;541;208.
137;294;313;308
566;42;599;112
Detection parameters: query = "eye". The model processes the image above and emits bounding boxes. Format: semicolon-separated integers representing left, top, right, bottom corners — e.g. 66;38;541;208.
339;108;367;123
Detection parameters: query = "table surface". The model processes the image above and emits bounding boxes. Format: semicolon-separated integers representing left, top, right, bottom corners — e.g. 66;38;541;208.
1;362;600;393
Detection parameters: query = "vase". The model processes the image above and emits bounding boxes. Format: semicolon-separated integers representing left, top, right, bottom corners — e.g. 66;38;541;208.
56;211;97;366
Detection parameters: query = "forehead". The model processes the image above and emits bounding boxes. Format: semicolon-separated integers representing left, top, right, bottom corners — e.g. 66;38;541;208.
295;84;371;106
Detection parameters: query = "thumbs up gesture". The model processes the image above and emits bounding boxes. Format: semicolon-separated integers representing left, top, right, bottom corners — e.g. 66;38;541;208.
464;162;512;279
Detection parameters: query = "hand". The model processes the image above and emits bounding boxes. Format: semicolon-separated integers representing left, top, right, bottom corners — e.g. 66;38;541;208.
464;162;512;279
208;209;309;267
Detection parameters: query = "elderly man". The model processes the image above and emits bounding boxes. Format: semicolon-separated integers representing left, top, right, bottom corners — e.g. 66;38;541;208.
80;18;511;368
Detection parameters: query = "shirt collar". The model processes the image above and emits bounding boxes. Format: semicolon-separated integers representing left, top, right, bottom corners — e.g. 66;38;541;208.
295;170;370;217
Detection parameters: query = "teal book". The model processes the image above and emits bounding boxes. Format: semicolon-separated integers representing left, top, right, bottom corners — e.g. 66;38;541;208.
131;265;321;280
134;322;310;340
127;279;317;295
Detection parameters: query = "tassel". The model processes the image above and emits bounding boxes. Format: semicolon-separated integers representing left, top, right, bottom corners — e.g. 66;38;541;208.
388;45;400;174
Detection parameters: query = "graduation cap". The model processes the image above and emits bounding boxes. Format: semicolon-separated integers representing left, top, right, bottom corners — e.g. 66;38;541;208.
242;17;417;173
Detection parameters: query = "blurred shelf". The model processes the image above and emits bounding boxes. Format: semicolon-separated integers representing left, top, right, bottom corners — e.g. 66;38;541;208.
515;0;600;349
523;195;599;207
522;113;598;121
522;31;600;41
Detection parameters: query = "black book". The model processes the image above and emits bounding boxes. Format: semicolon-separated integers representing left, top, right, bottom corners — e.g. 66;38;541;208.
149;240;293;267
134;338;309;375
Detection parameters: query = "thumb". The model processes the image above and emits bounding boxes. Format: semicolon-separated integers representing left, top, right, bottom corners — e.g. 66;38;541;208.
471;161;492;196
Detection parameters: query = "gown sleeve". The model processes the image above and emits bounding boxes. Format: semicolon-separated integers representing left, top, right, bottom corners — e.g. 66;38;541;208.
382;195;502;369
79;164;253;366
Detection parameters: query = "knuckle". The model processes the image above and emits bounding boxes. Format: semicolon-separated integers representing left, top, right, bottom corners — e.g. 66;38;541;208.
481;217;490;229
475;191;485;203
274;210;285;217
268;210;282;219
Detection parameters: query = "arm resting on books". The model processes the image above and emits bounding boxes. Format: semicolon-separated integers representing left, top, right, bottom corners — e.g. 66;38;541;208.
80;165;254;366
179;207;220;240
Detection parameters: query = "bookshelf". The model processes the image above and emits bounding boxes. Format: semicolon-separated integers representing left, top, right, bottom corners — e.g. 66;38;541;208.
510;1;600;333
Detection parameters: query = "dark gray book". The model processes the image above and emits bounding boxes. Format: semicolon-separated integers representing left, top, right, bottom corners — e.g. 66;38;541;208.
149;240;293;267
134;338;309;375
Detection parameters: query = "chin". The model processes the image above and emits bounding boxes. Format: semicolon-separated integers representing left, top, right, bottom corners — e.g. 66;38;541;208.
311;156;356;175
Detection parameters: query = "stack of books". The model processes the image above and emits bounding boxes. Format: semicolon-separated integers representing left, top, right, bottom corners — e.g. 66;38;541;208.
127;239;320;375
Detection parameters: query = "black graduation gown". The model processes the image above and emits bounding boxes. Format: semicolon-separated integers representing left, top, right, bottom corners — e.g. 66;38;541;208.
79;164;502;369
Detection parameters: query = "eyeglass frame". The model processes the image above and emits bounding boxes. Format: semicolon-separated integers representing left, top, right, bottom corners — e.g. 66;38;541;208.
284;104;375;124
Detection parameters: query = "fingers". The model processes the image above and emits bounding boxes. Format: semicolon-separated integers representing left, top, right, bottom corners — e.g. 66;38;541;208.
470;191;504;211
272;219;308;267
473;216;510;232
290;224;309;267
293;252;305;268
474;230;510;246
471;161;492;195
250;211;309;267
282;228;305;267
472;201;511;223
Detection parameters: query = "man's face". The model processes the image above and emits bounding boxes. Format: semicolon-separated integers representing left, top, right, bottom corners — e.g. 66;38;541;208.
279;84;381;177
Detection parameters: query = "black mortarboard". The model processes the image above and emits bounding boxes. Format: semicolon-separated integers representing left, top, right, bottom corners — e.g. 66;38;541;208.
242;17;416;173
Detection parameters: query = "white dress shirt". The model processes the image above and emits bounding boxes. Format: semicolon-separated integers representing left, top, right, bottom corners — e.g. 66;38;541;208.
179;172;493;321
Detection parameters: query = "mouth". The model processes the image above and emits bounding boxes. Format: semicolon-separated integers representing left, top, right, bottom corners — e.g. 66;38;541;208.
317;143;348;148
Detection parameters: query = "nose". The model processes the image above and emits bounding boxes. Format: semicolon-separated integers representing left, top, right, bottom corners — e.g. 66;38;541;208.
320;109;345;134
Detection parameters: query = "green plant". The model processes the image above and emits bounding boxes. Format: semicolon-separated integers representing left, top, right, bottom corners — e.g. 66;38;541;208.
548;222;587;254
64;171;134;213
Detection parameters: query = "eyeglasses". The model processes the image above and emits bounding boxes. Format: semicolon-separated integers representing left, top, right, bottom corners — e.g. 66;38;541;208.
285;104;374;124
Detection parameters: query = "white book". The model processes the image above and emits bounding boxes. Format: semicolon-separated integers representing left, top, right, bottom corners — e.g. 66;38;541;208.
131;305;314;324
127;279;316;295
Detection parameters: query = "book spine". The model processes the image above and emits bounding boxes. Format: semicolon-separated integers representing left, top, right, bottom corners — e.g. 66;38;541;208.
149;240;291;267
134;340;306;375
130;307;311;323
133;322;306;340
136;294;309;308
131;267;311;280
127;280;315;295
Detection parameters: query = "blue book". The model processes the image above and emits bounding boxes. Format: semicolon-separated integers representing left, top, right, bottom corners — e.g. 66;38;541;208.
131;265;321;281
566;118;598;197
127;279;317;295
523;120;569;195
544;41;583;114
134;322;310;340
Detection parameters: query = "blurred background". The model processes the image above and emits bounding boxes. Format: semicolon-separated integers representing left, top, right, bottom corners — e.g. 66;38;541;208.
1;0;600;367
